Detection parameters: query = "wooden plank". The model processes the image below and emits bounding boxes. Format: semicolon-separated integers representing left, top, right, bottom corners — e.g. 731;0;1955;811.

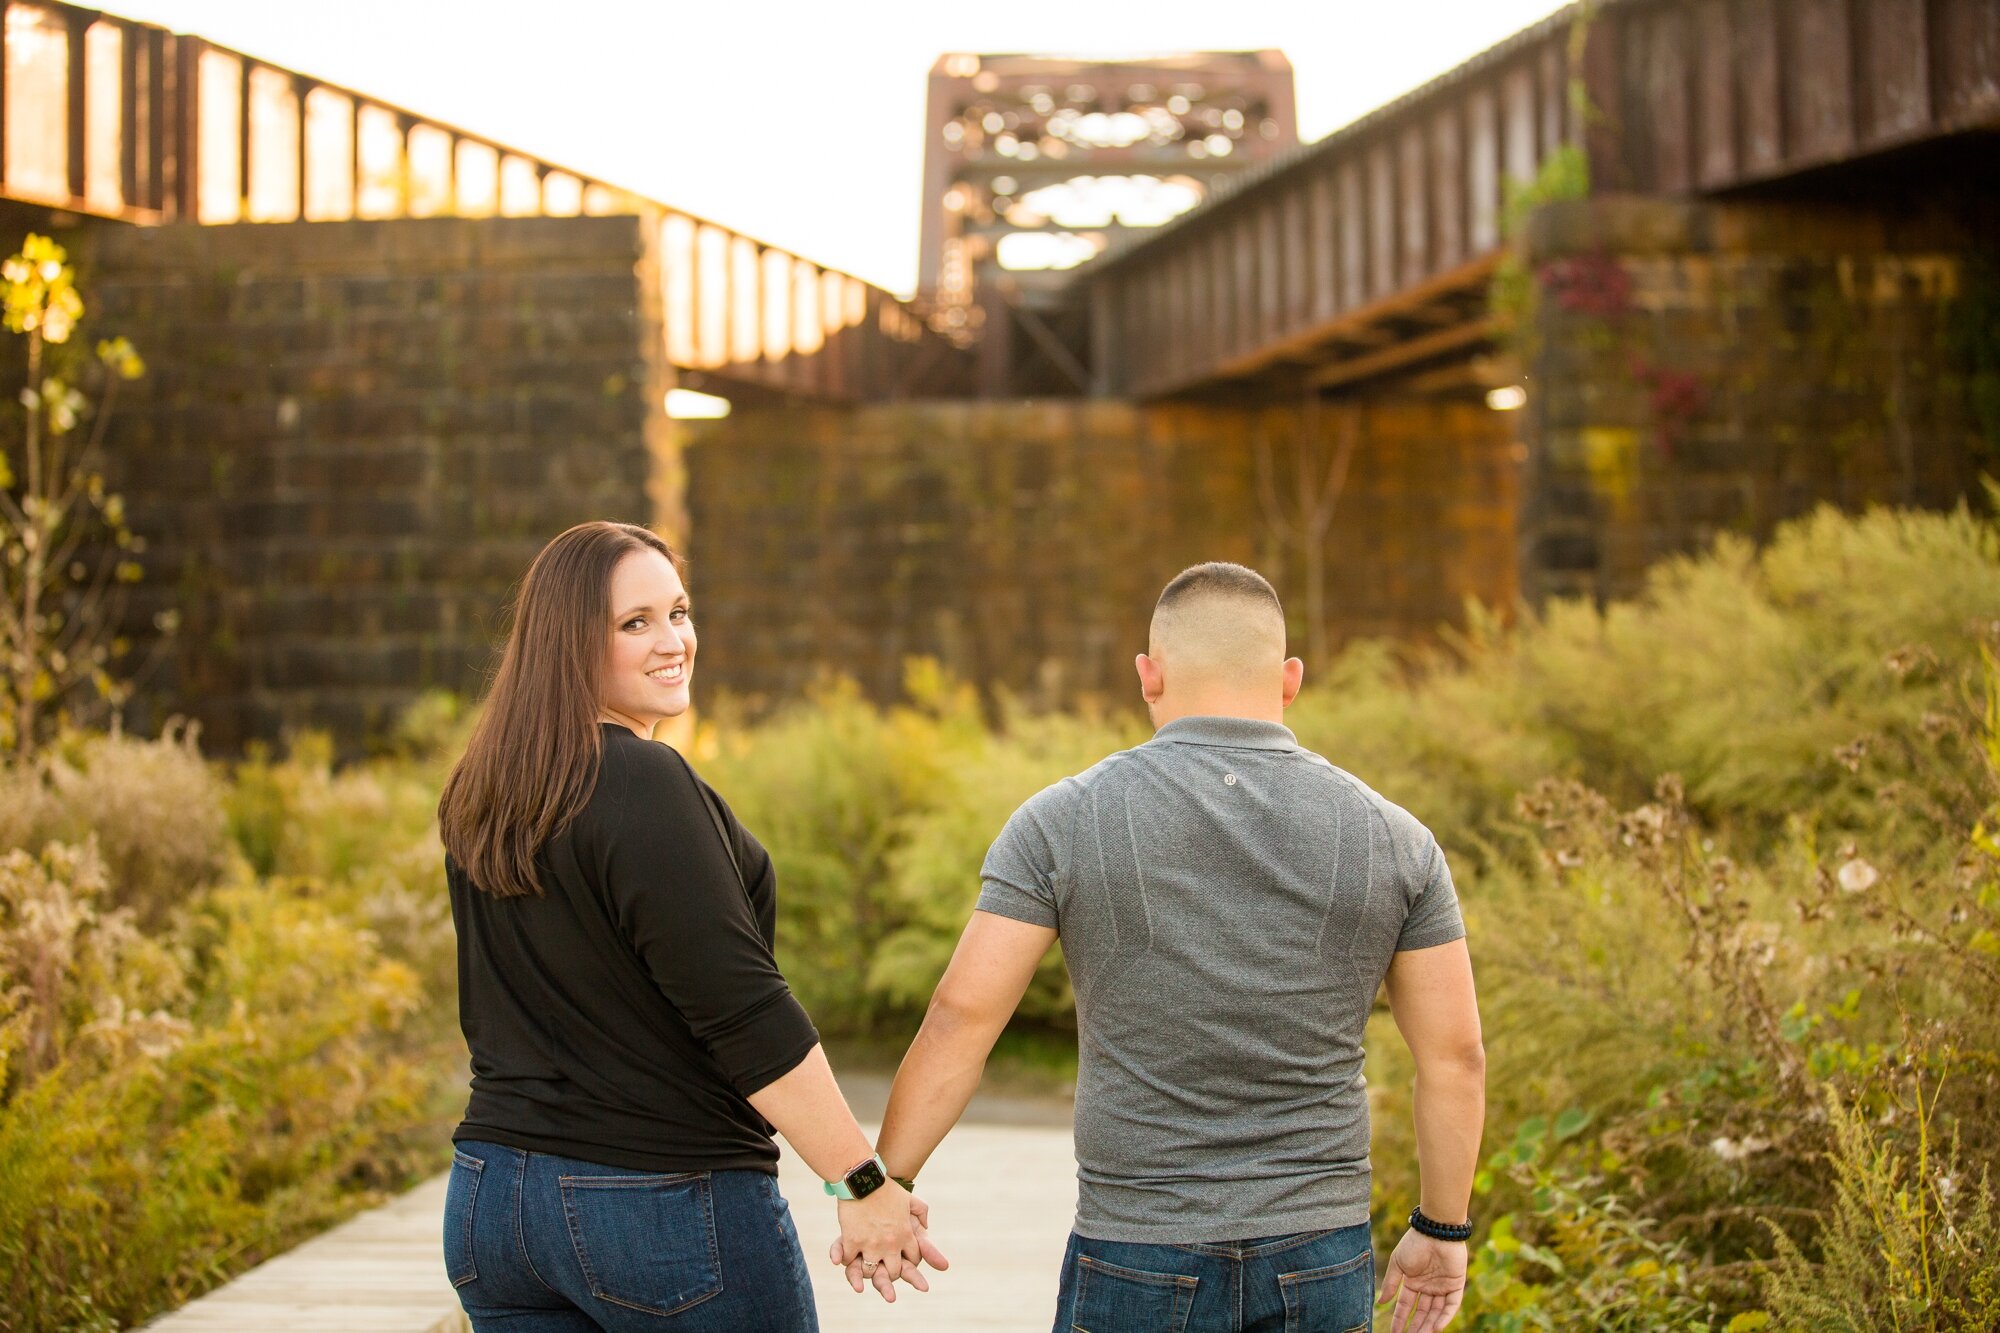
1539;38;1568;156
66;9;88;202
1188;235;1211;380
1858;0;1930;144
1282;183;1311;334
1466;84;1499;251
1933;0;2000;127
1693;0;1738;187
1646;6;1694;194
1398;120;1429;290
1088;278;1118;396
1213;225;1236;374
1232;213;1257;361
171;34;201;220
1123;268;1149;397
1307;167;1338;324
1430;106;1465;272
120;18;139;207
1784;0;1856;163
235;55;251;217
1367;140;1395;302
1501;60;1538;189
1579;1;1629;188
1257;199;1283;345
1736;0;1785;175
146;26;166;211
1168;239;1193;390
1338;158;1367;311
146;1173;468;1332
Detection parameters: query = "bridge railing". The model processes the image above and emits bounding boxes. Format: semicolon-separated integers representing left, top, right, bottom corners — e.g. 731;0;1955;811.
0;0;966;400
1081;9;1579;399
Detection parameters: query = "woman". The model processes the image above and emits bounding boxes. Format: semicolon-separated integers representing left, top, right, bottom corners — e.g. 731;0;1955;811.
437;521;937;1331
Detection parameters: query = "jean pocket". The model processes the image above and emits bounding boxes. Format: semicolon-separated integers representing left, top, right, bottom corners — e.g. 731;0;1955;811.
1279;1246;1374;1333
559;1171;722;1318
1072;1254;1197;1333
442;1150;484;1289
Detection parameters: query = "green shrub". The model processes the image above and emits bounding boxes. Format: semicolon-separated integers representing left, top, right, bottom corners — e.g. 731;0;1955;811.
0;697;467;1330
0;845;439;1330
0;725;229;925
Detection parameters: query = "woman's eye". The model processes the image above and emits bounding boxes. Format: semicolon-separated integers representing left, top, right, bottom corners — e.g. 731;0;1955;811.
623;618;647;631
670;607;690;622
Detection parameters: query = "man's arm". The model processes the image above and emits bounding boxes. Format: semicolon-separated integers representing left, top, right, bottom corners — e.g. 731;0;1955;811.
1377;937;1485;1333
874;910;1059;1182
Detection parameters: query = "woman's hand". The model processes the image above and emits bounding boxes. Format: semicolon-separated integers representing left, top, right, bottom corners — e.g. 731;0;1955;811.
1376;1228;1468;1333
832;1189;949;1302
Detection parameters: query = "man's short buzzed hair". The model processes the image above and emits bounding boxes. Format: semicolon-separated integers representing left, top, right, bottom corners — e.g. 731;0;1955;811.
1155;562;1284;620
1149;563;1288;674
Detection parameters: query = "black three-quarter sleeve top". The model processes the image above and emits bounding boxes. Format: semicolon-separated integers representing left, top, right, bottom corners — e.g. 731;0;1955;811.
448;723;819;1173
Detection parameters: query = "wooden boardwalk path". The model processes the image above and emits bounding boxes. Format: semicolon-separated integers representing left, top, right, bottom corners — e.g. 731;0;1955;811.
148;1086;1078;1332
144;1172;470;1332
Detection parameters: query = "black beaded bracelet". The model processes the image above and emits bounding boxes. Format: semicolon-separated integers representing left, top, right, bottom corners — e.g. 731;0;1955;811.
1409;1206;1474;1242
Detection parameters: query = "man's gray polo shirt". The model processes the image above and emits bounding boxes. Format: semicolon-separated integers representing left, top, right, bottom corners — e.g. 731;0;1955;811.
976;715;1464;1244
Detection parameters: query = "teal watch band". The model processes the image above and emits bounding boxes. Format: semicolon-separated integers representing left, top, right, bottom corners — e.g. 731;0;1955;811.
823;1153;890;1201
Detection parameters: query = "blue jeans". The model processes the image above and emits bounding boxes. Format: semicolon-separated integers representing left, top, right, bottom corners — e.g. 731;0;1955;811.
444;1140;818;1332
1053;1224;1375;1333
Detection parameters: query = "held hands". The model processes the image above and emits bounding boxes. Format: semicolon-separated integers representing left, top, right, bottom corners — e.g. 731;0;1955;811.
831;1185;950;1303
1376;1228;1468;1333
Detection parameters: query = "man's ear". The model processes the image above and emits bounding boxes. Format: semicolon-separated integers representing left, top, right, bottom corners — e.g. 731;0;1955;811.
1280;656;1304;708
1135;652;1165;703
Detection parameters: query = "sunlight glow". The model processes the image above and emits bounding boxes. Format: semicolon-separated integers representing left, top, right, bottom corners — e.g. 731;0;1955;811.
665;388;732;419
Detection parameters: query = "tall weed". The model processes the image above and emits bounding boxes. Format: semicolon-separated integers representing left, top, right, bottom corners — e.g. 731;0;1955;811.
0;726;229;924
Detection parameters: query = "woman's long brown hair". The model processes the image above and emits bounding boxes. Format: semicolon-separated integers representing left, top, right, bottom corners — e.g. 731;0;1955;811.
439;521;683;898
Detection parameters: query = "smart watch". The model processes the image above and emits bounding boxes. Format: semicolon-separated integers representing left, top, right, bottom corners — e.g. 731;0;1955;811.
823;1154;890;1201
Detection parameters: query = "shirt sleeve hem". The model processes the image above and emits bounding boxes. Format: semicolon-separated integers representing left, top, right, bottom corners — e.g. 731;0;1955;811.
1394;922;1468;953
730;1026;820;1099
974;891;1059;929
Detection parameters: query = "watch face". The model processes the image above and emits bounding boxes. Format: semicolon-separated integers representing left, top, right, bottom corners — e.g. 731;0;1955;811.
847;1158;888;1199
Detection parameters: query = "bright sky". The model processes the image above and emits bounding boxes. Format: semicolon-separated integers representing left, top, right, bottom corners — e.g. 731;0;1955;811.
103;0;1569;296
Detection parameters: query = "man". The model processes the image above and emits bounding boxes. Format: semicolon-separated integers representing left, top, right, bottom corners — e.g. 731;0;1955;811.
860;562;1485;1333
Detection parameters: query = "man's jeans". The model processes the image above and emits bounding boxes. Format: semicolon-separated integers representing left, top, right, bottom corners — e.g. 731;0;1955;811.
1053;1223;1375;1333
444;1140;818;1332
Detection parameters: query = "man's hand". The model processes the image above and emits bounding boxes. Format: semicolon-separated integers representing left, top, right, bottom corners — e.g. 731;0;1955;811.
831;1189;948;1303
1376;1228;1467;1333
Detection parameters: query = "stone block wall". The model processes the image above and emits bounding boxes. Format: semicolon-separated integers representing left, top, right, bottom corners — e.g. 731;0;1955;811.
70;213;670;751
683;395;1517;710
1521;196;1989;603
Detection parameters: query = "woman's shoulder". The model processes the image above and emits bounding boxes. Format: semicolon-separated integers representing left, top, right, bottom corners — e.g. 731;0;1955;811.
588;726;700;813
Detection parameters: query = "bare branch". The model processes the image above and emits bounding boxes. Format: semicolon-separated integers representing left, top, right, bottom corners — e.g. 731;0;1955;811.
1252;417;1300;544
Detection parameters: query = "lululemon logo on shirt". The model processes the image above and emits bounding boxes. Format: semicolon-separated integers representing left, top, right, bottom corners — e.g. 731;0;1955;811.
1223;773;1238;786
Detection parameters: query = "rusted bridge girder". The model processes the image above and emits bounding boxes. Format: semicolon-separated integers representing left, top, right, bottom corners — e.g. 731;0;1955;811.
0;0;967;402
1080;9;1577;401
1081;0;2000;401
